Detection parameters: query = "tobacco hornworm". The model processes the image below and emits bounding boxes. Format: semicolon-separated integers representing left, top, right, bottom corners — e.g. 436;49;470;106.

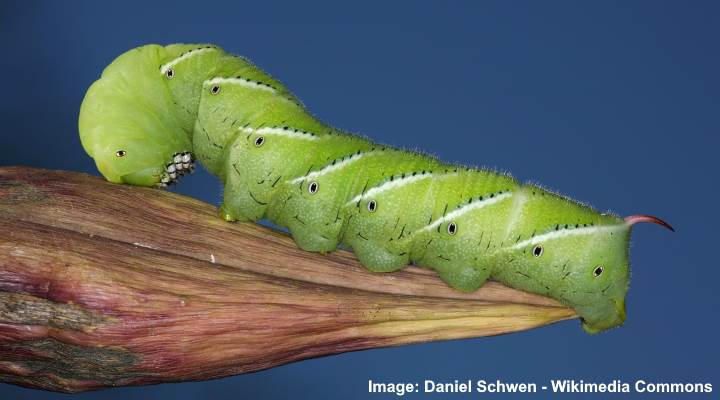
78;44;673;333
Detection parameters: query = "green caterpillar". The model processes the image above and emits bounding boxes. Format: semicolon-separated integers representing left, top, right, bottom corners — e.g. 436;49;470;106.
78;43;673;333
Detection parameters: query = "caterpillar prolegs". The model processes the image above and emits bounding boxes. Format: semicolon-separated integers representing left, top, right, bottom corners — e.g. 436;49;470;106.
79;44;673;333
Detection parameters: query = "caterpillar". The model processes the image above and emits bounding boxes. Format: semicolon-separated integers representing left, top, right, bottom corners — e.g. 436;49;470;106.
78;43;673;333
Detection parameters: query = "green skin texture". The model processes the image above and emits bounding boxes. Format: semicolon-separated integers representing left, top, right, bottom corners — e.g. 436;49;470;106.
79;44;635;333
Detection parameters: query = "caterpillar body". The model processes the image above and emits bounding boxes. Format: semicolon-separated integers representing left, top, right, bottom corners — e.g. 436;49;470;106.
79;44;673;333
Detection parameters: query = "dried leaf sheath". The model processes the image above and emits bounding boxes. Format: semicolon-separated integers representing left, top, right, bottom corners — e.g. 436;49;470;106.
0;167;575;392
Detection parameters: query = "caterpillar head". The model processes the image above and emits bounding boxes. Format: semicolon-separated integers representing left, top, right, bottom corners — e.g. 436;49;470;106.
509;214;673;334
79;44;197;187
87;133;194;187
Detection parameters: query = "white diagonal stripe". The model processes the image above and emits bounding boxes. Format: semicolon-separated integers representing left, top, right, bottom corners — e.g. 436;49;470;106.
239;126;320;141
347;174;436;205
511;225;625;250
160;47;218;75
290;151;374;184
418;192;513;233
204;77;277;93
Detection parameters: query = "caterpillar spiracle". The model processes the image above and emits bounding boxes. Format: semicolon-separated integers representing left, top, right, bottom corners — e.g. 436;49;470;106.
78;43;673;333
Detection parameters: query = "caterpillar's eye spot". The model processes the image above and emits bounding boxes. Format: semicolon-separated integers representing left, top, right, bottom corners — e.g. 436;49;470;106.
115;150;126;157
447;222;457;235
165;68;174;79
254;136;265;147
532;245;543;257
367;200;377;212
308;181;319;194
211;85;220;94
593;266;604;277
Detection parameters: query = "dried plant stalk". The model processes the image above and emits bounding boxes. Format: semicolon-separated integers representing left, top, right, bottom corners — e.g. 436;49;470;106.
0;167;576;392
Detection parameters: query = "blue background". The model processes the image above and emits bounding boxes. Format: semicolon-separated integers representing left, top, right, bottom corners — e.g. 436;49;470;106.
1;1;717;399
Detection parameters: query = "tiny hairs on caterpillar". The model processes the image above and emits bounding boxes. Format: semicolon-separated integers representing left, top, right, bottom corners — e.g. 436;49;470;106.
78;43;674;333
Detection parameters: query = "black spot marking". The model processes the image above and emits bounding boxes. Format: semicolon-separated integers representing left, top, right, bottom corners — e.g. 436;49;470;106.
533;245;543;257
308;181;319;194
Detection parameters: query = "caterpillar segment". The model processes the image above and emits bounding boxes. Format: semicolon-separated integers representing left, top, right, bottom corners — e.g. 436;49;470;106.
220;126;374;222
78;43;674;333
270;148;448;252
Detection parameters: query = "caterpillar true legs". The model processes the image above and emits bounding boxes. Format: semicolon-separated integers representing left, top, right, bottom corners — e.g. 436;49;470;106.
79;43;673;333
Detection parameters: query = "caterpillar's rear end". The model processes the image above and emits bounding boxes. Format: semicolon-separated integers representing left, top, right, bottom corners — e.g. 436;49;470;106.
78;43;673;334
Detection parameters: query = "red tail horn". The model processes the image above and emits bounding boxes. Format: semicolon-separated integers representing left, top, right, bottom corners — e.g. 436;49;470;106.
624;215;675;232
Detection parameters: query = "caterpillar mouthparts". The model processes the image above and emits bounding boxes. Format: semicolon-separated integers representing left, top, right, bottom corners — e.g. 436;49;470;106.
159;152;195;187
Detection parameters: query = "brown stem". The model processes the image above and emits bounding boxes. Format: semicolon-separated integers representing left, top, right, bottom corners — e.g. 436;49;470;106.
0;167;576;393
